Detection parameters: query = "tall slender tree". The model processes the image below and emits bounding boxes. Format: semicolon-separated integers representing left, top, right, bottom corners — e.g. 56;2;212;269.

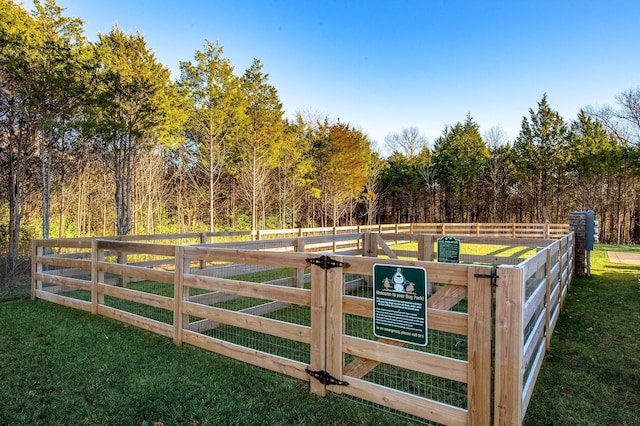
433;115;489;222
178;40;244;232
30;0;88;241
0;0;40;268
91;27;170;235
513;95;569;222
238;58;283;231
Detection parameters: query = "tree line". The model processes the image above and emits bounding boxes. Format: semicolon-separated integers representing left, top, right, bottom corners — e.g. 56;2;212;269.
2;0;640;271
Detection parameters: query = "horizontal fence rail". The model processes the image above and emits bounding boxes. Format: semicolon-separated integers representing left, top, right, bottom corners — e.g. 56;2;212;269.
31;225;574;425
76;222;569;245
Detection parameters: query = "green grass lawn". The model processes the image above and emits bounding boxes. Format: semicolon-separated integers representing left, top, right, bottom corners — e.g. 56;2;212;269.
523;244;640;425
1;243;639;424
0;293;416;425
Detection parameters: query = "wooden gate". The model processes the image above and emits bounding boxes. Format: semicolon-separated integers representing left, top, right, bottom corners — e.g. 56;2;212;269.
306;254;493;426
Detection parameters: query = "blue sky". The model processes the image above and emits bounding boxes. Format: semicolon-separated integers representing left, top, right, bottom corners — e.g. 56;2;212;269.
52;0;640;152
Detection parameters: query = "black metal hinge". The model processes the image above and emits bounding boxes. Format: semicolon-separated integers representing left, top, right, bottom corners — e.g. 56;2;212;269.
305;368;349;386
475;269;499;287
306;255;350;270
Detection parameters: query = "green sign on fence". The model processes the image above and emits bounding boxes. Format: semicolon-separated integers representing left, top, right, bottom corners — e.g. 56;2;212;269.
437;236;460;263
373;264;428;346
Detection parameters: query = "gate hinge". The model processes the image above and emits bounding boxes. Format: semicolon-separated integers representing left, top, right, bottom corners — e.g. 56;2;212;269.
305;368;349;386
306;255;350;270
474;270;499;287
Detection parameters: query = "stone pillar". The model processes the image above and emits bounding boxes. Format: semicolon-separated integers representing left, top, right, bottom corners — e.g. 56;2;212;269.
569;212;586;277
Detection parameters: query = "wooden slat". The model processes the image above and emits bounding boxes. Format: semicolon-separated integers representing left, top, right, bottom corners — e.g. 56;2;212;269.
183;301;310;343
182;330;309;381
342;295;468;335
343;338;405;378
346;256;470;286
341;376;468;426
523;280;546;330
33;238;93;248
342;335;467;383
97;284;174;311
97;305;173;338
376;234;398;259
518;249;548;282
182;246;309;268
428;284;467;310
35;290;92;312
35;255;91;270
521;340;546;421
183;274;311;306
98;262;174;284
35;272;92;291
523;309;546;373
96;240;176;256
98;261;175;285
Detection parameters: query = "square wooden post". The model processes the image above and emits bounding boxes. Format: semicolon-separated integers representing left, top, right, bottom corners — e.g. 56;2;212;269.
545;248;553;350
91;239;104;315
295;238;305;288
173;246;188;346
494;266;525;426
31;241;43;301
467;266;493;426
417;234;434;261
326;258;344;395
309;262;327;396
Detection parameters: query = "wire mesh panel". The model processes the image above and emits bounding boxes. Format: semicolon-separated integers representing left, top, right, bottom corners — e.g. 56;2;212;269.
335;256;492;426
33;241;94;308
179;247;314;381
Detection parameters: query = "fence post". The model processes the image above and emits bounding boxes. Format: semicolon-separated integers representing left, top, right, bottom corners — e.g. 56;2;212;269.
91;239;103;315
468;266;493;426
417;234;434;261
118;250;129;287
326;256;344;395
173;246;187;346
494;266;525;426
309;262;327;396
200;233;207;270
31;241;43;301
295;238;305;288
545;248;553;350
368;232;379;257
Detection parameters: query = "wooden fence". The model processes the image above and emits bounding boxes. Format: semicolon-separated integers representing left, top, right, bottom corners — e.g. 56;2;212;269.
31;227;574;425
105;222;569;244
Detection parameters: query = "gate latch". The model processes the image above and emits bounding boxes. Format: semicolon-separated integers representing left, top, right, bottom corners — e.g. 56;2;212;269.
305;368;349;386
306;255;350;270
474;269;499;287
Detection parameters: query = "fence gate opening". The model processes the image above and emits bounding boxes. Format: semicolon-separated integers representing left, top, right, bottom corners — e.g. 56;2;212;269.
304;252;493;426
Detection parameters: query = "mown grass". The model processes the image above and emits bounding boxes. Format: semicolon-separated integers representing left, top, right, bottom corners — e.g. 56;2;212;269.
0;294;419;425
524;244;640;425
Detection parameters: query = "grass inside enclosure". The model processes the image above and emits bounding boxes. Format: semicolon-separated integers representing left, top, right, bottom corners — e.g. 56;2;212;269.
388;241;538;260
0;298;413;425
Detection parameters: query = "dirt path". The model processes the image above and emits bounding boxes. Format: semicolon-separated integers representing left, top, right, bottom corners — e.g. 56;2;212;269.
607;251;640;265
